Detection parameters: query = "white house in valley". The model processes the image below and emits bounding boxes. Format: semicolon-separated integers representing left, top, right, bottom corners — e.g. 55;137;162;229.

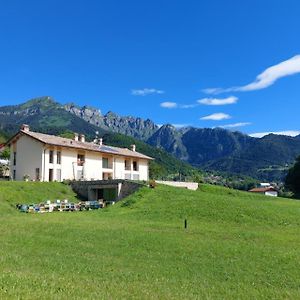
7;124;153;182
248;186;278;197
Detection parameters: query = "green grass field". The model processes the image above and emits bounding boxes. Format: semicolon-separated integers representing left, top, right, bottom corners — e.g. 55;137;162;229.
1;182;300;299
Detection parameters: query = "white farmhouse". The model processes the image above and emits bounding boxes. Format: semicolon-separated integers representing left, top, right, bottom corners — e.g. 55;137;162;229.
6;124;153;182
248;186;278;197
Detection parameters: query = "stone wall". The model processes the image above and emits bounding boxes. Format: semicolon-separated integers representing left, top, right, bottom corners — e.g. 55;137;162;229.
156;180;199;191
70;180;145;201
118;180;144;200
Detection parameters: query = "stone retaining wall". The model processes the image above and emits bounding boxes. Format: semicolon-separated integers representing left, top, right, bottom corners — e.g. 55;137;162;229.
70;180;144;201
156;180;198;191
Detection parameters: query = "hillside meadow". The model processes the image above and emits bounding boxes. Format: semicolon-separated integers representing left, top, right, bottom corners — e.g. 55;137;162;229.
1;182;300;299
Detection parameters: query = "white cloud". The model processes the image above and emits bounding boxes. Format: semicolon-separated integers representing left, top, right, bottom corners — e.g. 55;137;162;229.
220;122;251;128
249;130;300;138
198;96;238;106
203;55;300;94
161;96;235;109
160;101;178;108
180;104;198;108
200;113;231;121
202;88;226;94
162;102;198;109
131;88;164;96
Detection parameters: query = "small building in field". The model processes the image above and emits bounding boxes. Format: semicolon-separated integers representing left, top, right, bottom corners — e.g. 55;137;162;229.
248;186;278;197
6;124;153;182
260;183;272;187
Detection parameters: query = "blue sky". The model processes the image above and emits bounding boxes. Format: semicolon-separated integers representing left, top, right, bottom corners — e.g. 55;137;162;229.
0;0;300;137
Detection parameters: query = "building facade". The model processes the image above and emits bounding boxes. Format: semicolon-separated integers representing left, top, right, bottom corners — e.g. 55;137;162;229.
7;125;152;182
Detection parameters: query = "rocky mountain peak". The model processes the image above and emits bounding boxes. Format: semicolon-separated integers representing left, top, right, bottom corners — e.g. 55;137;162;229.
23;96;56;105
65;105;158;141
19;96;59;110
105;111;118;118
64;103;103;127
148;123;188;160
159;124;176;131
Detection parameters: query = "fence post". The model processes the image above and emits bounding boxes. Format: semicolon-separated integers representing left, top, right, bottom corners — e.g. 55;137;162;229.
184;219;187;229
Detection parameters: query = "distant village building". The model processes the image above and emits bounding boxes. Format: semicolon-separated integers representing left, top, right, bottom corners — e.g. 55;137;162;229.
248;185;278;197
260;183;272;187
6;124;152;182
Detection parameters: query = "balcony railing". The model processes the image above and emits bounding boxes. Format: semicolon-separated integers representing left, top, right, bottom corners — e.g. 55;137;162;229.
77;160;85;166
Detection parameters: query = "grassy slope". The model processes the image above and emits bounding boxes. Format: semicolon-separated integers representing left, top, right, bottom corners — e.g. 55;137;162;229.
0;182;78;216
1;182;300;299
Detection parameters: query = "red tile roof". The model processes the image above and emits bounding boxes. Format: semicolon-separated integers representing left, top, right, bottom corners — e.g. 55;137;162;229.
249;187;277;193
7;130;153;160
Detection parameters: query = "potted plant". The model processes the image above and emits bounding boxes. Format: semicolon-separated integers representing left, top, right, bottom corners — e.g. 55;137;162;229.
149;180;156;189
23;174;30;182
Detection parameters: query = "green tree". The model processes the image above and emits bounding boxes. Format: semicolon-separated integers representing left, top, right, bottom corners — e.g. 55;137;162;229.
149;161;166;179
285;156;300;197
59;131;76;139
0;147;10;160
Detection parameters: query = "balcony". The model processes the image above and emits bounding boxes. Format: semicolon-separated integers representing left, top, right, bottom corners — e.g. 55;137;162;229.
77;160;85;167
77;154;85;166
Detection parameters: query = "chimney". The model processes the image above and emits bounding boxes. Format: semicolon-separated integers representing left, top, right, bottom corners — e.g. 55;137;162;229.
21;124;30;132
74;133;79;141
99;138;103;146
79;134;85;143
131;144;136;152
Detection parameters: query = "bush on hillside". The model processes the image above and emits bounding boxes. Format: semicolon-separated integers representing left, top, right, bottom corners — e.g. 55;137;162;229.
285;155;300;198
149;180;156;189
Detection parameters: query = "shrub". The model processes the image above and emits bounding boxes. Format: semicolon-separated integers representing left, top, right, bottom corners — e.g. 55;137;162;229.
149;180;156;189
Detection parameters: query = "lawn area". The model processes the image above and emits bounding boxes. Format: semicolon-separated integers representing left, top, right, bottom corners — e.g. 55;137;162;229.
1;182;300;299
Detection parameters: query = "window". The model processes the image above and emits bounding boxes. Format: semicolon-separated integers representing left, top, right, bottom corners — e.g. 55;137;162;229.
35;168;40;181
56;169;61;182
125;173;131;180
49;150;54;164
124;159;130;170
102;157;109;168
13;152;16;166
49;169;53;182
133;161;138;171
77;154;85;166
57;151;61;164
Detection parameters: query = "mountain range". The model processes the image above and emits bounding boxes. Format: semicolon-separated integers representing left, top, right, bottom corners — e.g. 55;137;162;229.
1;96;300;181
64;103;158;141
151;126;300;181
0;97;195;179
